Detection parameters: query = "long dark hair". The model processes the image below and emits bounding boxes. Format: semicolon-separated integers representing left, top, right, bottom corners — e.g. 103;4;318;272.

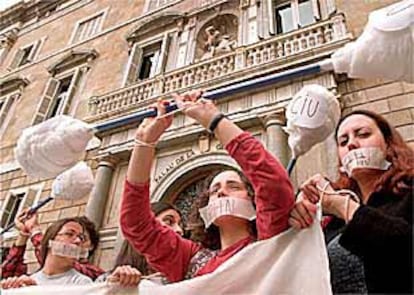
187;168;256;250
333;110;414;196
113;202;181;275
39;217;86;267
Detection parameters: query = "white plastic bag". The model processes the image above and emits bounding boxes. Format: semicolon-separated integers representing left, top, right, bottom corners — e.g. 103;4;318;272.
15;115;94;178
332;0;414;83
52;161;95;200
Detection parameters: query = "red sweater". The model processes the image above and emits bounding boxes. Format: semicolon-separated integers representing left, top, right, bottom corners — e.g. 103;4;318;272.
120;132;294;282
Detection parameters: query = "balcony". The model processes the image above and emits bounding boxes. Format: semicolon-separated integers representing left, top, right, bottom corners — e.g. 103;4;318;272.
87;14;351;122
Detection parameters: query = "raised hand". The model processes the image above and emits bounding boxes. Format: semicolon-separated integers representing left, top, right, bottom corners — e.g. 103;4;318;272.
173;90;220;129
15;209;40;235
135;99;174;145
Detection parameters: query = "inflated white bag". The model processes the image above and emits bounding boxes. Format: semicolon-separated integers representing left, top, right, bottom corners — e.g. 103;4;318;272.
4;220;332;295
332;0;414;83
52;161;95;200
15;115;94;178
284;84;340;158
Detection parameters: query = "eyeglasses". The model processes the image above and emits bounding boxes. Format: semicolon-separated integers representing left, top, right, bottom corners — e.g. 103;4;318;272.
56;231;86;242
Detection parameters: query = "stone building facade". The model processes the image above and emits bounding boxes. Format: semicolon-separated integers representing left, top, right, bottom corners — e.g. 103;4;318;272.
0;0;412;273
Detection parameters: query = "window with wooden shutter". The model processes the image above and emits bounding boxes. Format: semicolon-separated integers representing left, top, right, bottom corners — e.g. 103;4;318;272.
8;39;43;70
62;68;82;115
123;35;170;86
0;192;25;229
34;69;84;124
157;33;171;75
0;188;40;230
27;39;42;62
0;46;11;65
123;43;143;86
9;48;24;70
32;78;59;125
320;0;336;18
0;94;16;128
0;78;28;136
139;42;162;79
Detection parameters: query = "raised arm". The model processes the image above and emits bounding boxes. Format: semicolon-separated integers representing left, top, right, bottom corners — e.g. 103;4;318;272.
120;100;200;283
174;92;295;240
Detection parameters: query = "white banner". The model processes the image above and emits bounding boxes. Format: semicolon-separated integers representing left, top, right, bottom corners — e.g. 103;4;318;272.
4;222;332;295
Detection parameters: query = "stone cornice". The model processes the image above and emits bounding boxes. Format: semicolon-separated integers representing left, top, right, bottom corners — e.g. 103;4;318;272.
125;11;185;42
0;0;71;32
0;75;29;95
47;49;99;75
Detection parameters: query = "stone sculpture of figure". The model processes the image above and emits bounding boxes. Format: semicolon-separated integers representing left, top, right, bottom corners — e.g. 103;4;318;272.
201;25;221;60
215;34;237;55
201;25;237;60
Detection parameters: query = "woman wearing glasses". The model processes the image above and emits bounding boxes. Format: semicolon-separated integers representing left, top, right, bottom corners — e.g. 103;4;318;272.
1;217;92;288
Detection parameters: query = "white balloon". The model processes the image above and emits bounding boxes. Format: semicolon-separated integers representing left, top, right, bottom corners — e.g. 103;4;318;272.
284;85;340;158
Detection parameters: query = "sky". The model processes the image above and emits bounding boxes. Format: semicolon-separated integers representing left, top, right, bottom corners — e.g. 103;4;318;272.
0;0;23;13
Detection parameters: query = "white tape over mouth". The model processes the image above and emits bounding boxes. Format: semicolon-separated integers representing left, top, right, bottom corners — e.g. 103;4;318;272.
199;197;256;228
49;240;89;260
340;147;391;177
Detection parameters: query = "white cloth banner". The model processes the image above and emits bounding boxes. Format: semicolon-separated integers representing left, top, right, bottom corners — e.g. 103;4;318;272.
4;222;332;295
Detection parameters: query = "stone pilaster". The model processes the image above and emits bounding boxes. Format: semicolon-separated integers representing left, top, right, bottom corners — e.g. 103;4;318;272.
85;155;119;228
263;112;289;167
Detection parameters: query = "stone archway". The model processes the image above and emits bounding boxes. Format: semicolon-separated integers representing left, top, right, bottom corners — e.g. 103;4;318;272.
151;153;239;226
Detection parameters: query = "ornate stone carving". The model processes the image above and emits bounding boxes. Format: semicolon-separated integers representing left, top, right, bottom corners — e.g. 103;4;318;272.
0;27;19;48
200;25;237;60
195;14;238;61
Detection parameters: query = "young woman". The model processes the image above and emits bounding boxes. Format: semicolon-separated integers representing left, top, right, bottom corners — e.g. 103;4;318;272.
97;202;183;284
1;217;92;289
1;211;104;280
120;91;294;283
289;110;413;294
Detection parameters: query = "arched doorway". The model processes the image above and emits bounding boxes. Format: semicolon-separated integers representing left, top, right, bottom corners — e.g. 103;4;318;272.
163;164;225;227
152;153;239;227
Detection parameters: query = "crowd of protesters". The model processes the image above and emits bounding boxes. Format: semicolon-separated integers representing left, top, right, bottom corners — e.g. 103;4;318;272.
1;92;412;294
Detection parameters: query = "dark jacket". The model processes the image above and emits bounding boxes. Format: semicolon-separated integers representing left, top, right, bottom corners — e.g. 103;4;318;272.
338;186;413;294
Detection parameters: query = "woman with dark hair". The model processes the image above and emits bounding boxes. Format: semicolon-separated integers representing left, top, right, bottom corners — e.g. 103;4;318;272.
96;202;183;284
289;110;413;294
187;168;255;249
1;212;105;280
1;217;92;289
120;91;294;283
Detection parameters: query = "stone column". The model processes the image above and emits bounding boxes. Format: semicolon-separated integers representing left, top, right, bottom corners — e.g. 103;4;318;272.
263;112;289;167
85;156;118;228
113;227;125;257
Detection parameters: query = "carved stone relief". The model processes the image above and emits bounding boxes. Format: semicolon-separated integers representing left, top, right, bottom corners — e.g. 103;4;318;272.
195;14;238;61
